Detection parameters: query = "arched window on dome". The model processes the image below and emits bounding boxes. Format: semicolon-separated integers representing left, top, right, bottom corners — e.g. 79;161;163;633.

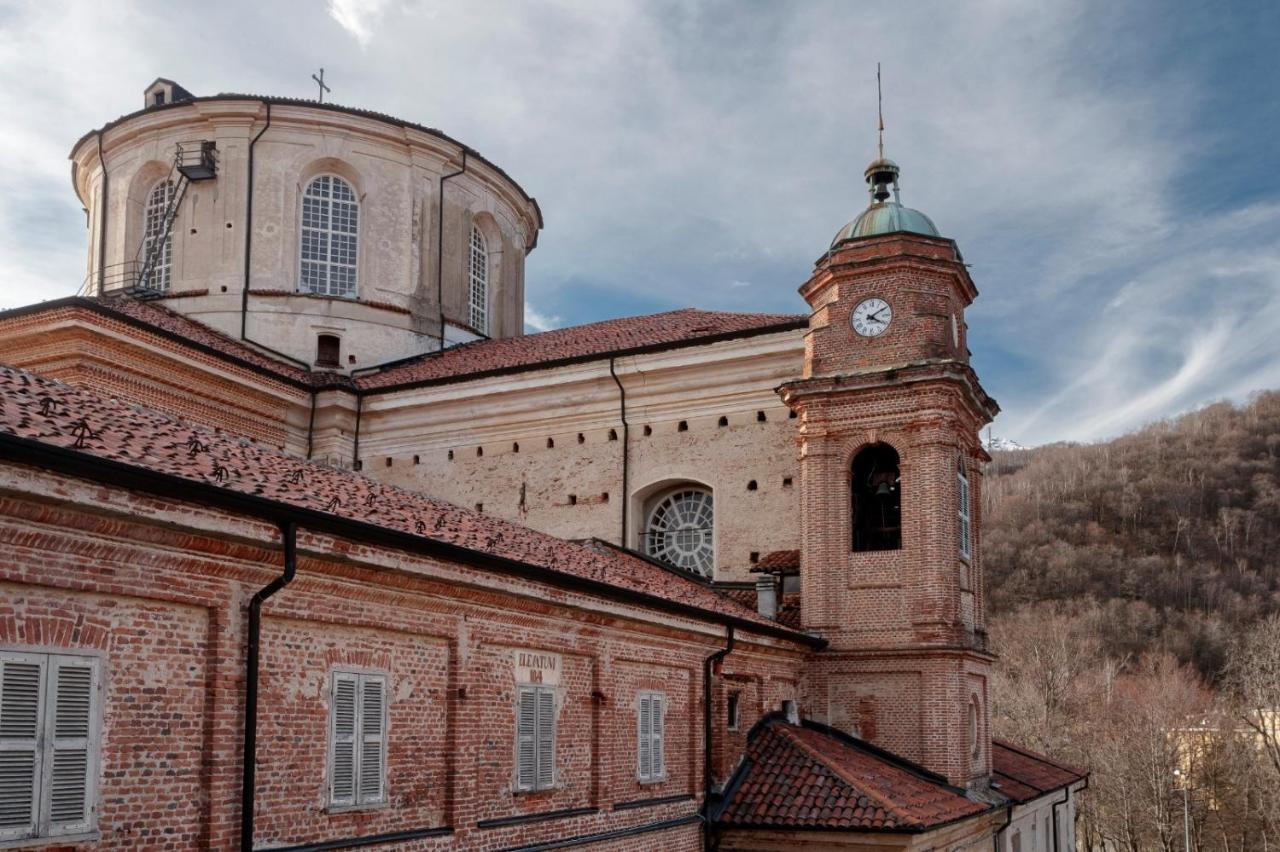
468;225;489;334
299;175;359;298
851;444;900;551
643;486;714;577
142;179;176;291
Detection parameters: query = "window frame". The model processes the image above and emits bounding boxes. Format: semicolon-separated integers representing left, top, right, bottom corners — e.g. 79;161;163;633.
636;691;666;784
958;460;972;562
0;649;102;845
468;225;489;335
298;174;360;299
726;692;740;731
514;684;556;793
141;178;176;292
326;668;388;811
642;486;716;578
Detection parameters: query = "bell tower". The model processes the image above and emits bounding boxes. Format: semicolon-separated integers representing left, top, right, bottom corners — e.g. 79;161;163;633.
783;140;1000;787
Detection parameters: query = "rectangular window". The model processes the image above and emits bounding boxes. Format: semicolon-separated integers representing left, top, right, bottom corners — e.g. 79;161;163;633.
0;651;100;844
515;685;556;792
958;464;972;560
637;692;665;783
328;670;387;809
726;692;740;731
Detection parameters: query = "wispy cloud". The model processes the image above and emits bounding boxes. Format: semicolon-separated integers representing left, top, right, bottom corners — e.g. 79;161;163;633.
523;304;561;334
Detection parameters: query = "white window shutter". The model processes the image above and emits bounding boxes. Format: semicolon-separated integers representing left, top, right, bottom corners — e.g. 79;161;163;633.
42;657;96;836
0;655;44;842
958;467;972;559
535;688;555;790
637;695;651;780
515;687;536;791
357;676;386;805
330;673;358;807
651;695;664;778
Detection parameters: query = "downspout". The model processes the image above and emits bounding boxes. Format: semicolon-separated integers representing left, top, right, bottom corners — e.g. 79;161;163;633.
241;102;271;340
608;356;630;545
96;133;108;295
235;104;308;371
241;521;298;852
993;804;1014;852
305;390;317;460
701;626;734;852
436;150;467;350
1051;788;1070;851
352;393;363;470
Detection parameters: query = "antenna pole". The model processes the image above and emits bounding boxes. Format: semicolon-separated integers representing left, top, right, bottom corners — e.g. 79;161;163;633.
877;62;884;160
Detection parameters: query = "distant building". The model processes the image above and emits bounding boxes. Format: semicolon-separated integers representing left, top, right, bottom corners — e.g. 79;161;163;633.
0;81;1084;850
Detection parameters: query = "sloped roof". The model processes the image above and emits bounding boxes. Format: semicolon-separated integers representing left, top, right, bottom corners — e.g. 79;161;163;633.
0;297;334;389
754;549;800;571
355;308;807;390
0;364;817;646
716;717;988;831
991;741;1087;803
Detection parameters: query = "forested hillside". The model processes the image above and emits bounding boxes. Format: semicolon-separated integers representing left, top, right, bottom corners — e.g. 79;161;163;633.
985;391;1280;850
985;390;1280;676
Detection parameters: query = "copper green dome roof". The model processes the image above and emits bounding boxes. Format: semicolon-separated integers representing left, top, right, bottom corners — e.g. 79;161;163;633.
831;201;940;246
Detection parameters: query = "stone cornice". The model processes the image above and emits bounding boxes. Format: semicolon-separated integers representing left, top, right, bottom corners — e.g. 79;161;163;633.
778;359;1000;422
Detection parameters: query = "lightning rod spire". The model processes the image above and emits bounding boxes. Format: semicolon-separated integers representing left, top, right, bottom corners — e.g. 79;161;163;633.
877;62;884;160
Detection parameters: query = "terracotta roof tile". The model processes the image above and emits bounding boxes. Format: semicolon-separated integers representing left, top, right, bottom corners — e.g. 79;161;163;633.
716;718;988;831
755;549;800;571
0;364;810;640
991;741;1087;803
356;308;806;390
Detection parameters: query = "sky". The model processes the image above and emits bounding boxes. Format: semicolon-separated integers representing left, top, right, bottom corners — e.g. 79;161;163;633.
0;0;1277;446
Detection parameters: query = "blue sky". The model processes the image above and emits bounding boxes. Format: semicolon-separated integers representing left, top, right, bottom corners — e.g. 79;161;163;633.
0;0;1277;445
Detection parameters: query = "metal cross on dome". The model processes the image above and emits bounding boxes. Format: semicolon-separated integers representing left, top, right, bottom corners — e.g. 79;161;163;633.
311;68;331;103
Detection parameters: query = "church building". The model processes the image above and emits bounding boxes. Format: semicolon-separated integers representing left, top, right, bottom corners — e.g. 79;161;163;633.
0;80;1084;850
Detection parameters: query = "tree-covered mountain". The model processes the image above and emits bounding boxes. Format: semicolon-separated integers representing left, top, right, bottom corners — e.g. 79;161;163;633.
984;391;1280;677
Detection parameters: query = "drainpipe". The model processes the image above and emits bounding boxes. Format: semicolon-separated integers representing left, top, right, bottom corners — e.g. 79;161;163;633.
436;150;467;350
241;521;298;852
96;133;108;295
1051;788;1070;851
305;390;317;460
241;102;271;340
608;356;630;545
701;625;734;852
993;804;1014;852
351;394;364;470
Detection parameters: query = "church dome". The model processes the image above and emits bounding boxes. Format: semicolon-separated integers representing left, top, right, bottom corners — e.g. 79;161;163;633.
831;202;940;246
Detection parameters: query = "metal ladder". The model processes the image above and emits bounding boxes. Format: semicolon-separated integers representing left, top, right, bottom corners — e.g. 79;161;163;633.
124;141;218;299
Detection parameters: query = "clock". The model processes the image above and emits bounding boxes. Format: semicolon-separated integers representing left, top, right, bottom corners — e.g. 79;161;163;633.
851;298;892;337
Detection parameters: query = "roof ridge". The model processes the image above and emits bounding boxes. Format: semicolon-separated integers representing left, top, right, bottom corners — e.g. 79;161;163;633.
773;722;922;828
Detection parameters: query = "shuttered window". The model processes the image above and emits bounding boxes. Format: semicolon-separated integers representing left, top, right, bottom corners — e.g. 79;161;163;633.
637;691;665;783
0;651;100;844
515;685;556;792
958;462;972;560
328;671;387;809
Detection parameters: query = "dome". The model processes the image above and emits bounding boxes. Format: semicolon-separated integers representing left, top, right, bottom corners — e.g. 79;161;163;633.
831;201;940;246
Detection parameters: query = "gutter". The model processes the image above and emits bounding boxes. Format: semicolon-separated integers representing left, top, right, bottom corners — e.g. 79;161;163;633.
608;356;629;545
0;431;823;650
241;521;297;851
701;626;735;852
436;150;467;351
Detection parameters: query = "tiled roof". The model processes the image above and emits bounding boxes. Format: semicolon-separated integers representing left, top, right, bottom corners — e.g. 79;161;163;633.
775;594;801;629
991;741;1087;803
0;364;813;643
355;308;807;390
754;549;800;571
716;717;988;831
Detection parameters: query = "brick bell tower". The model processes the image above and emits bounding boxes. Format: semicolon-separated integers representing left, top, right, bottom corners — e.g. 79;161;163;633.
781;141;1000;787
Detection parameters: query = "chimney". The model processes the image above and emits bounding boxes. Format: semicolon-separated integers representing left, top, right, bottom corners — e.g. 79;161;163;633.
755;575;777;620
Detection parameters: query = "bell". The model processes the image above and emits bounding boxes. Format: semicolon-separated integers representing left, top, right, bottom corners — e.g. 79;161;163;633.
874;482;893;497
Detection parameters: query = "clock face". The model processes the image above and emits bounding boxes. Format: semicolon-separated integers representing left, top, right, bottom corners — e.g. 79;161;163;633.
851;298;893;337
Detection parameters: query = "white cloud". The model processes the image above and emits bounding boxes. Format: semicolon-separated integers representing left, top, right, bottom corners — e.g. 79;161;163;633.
327;0;392;46
523;304;561;333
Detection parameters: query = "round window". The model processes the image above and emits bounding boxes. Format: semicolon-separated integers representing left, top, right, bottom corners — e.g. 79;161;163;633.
644;488;714;577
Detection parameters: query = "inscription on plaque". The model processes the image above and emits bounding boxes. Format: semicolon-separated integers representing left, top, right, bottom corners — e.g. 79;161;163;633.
513;650;561;686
